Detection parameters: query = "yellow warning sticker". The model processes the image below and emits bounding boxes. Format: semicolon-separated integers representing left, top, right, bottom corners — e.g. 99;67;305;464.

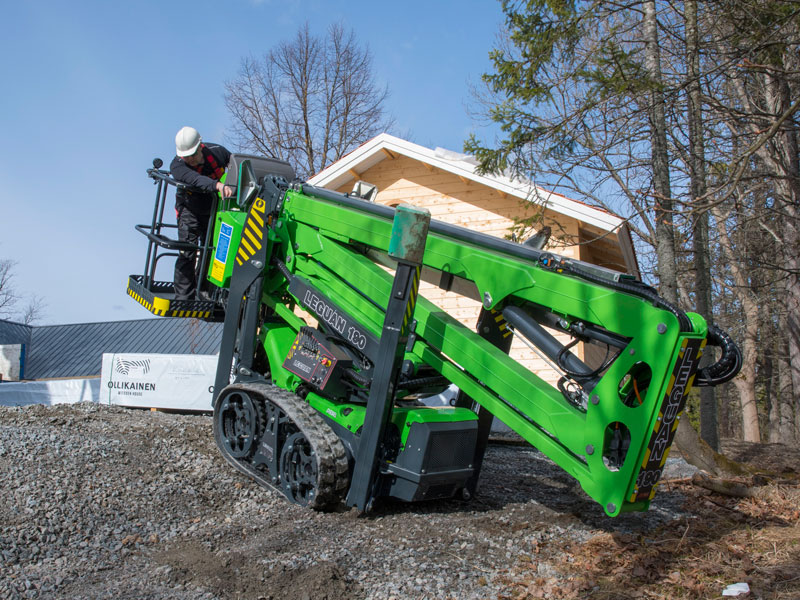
211;260;226;282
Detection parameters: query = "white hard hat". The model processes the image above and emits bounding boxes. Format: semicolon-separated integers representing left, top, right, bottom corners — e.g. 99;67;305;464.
175;126;202;157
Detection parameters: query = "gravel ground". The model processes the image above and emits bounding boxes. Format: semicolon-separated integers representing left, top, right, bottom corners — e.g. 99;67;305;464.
0;403;699;600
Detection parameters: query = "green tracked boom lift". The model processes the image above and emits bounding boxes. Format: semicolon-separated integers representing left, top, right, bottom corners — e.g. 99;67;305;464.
128;155;741;516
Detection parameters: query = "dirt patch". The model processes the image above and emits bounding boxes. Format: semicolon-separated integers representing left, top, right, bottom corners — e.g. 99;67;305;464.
158;541;360;600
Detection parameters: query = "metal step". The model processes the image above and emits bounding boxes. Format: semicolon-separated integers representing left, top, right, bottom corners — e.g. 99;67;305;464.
127;275;224;321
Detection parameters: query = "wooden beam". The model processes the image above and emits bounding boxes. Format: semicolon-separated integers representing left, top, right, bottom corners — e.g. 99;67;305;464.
348;169;361;179
495;189;507;199
422;162;435;172
458;175;470;185
381;148;397;159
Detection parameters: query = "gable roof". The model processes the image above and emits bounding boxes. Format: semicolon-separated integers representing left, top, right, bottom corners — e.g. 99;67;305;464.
0;318;222;380
309;133;624;232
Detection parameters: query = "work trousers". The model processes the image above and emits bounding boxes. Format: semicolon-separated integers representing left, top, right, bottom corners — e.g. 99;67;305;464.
173;207;210;300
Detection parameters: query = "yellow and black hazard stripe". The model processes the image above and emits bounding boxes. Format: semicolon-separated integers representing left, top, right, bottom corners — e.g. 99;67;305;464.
491;308;513;339
127;282;170;316
127;280;212;319
401;265;422;334
236;197;267;266
168;308;212;319
628;336;706;504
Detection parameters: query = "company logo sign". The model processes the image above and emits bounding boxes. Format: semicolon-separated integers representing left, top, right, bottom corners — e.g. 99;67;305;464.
114;357;151;377
111;357;156;396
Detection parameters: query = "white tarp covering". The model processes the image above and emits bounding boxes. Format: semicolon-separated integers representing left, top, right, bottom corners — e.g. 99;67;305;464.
100;353;217;411
0;344;23;381
0;378;100;407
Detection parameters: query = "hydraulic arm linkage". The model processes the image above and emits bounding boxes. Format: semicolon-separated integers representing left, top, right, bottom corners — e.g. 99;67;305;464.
131;157;741;516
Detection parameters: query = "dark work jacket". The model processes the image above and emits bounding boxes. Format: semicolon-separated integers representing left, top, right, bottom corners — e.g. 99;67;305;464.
170;143;232;216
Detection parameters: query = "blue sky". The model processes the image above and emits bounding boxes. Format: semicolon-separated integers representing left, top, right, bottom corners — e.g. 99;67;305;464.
0;0;505;325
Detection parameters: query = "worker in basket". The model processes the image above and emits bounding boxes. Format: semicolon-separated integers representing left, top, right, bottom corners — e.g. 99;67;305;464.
170;126;233;300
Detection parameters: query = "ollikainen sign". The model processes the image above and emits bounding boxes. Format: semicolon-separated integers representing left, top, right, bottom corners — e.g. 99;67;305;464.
100;353;218;411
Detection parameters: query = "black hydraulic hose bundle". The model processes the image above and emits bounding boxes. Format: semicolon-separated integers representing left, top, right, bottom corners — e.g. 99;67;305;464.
557;338;614;379
502;305;600;391
399;375;450;391
345;368;371;386
549;255;693;333
694;324;742;386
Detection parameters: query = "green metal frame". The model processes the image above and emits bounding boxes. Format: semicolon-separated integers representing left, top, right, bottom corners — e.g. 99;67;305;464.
250;188;707;515
196;176;710;516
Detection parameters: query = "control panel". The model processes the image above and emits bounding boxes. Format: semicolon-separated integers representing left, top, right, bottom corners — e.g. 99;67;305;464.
283;327;353;398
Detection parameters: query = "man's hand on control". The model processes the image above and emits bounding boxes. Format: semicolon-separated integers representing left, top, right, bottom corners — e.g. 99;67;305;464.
216;182;234;198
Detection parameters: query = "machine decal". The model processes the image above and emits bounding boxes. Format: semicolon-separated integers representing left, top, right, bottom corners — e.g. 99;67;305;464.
235;197;265;266
630;337;705;503
212;223;233;281
288;276;380;359
494;310;513;339
304;291;347;336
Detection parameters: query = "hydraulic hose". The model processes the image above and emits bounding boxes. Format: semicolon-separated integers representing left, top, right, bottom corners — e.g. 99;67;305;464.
503;305;600;391
695;324;742;386
399;375;450;391
345;368;371;386
537;254;741;386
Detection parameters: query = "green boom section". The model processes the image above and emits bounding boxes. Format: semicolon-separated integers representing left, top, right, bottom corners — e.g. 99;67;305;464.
272;188;706;515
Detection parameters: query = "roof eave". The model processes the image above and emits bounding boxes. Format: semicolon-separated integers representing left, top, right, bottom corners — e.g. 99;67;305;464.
308;133;623;232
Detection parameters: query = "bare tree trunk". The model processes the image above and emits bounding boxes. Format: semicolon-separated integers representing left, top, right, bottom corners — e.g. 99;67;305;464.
720;390;734;439
755;68;800;441
685;0;719;450
766;64;800;441
769;387;781;443
710;203;761;441
643;0;678;306
780;44;800;442
733;322;761;442
764;348;780;443
784;228;800;442
777;342;796;443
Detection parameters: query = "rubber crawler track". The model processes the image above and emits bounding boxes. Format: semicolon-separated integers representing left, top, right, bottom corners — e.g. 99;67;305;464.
213;382;350;510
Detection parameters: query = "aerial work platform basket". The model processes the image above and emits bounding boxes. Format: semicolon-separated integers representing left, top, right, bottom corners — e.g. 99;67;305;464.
127;158;222;321
129;155;295;322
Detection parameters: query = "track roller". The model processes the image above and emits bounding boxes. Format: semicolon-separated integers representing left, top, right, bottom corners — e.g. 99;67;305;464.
213;382;349;510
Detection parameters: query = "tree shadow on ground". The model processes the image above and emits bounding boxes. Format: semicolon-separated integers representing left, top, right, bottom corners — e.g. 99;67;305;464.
483;441;800;600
